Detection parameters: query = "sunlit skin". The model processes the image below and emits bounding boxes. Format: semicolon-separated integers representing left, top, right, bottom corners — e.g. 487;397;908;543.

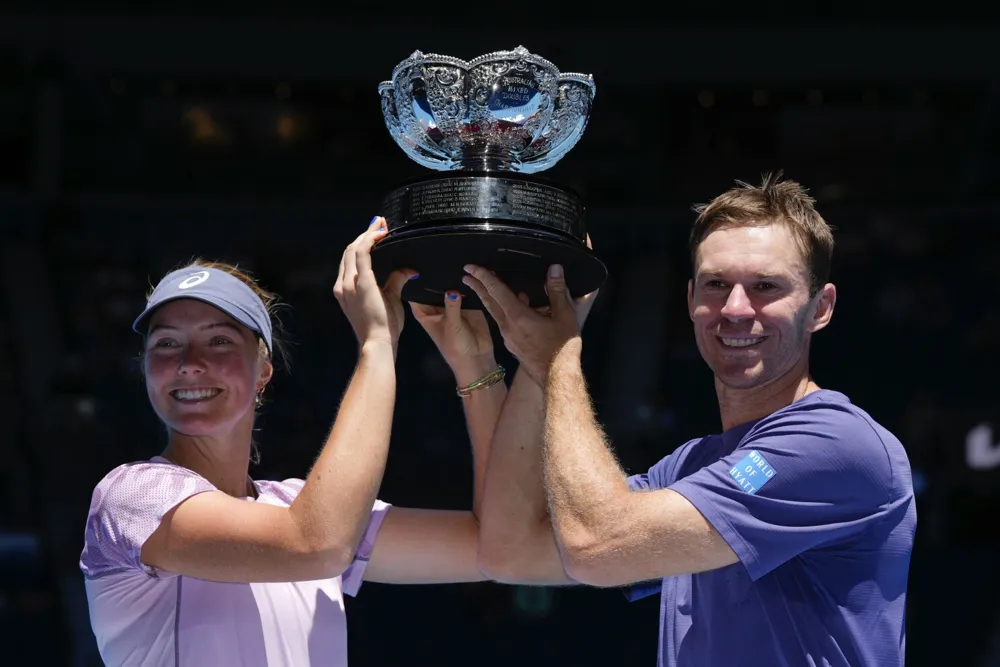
143;299;273;495
687;223;836;429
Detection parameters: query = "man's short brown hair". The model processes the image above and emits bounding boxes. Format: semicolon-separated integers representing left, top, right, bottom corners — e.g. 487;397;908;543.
689;172;835;295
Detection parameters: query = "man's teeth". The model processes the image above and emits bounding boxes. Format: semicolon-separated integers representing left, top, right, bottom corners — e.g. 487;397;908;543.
173;388;221;400
721;337;765;348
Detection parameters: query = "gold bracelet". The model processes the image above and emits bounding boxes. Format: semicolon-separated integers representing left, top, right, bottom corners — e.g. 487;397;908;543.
456;365;506;397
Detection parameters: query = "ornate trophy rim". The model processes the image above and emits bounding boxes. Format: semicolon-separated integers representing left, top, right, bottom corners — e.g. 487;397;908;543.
557;72;597;95
466;45;559;76
384;46;588;90
390;50;472;84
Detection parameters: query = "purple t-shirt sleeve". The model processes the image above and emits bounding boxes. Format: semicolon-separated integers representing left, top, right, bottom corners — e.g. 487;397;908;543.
668;402;895;582
80;462;217;580
340;500;391;597
627;473;651;491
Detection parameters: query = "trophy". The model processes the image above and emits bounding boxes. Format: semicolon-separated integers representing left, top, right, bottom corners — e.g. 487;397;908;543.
370;45;607;308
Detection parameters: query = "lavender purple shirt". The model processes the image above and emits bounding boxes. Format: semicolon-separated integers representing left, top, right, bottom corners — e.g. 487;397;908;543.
625;390;916;667
79;456;390;667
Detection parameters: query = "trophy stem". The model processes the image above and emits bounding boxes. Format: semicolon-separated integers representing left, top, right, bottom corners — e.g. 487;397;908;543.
458;150;520;172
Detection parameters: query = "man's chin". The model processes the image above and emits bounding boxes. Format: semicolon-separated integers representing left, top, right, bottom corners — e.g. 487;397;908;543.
714;365;766;390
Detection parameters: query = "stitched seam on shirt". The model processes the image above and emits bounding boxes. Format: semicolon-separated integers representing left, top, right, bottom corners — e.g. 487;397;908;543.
853;408;896;512
174;577;182;667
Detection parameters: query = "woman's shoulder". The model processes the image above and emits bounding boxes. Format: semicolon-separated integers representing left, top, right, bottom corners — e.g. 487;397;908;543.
82;458;217;580
90;457;212;505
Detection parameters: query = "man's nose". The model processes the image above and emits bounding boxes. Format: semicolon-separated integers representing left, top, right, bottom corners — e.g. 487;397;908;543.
720;284;755;322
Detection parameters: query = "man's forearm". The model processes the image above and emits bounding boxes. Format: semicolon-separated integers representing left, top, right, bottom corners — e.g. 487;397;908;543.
543;340;631;554
454;356;508;520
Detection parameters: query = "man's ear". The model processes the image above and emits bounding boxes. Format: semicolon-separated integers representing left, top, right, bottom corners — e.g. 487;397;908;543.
808;283;837;333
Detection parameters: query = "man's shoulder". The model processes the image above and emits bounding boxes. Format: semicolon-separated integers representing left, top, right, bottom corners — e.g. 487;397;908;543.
759;389;900;448
747;389;911;497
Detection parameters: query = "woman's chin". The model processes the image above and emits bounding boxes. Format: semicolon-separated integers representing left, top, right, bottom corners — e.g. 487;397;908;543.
166;415;234;438
154;400;254;439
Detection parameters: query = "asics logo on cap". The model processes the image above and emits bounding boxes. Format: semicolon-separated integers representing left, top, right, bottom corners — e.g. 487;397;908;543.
177;271;210;289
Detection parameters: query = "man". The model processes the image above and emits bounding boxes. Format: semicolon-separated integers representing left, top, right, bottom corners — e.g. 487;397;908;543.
466;174;916;667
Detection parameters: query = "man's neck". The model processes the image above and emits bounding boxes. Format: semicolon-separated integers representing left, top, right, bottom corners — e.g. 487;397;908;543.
716;366;821;432
162;423;256;498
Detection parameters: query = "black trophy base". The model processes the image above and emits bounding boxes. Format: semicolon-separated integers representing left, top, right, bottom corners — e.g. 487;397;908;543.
370;222;607;309
371;171;606;309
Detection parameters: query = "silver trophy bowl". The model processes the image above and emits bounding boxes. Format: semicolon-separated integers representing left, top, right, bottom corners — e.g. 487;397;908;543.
371;46;605;309
378;45;596;173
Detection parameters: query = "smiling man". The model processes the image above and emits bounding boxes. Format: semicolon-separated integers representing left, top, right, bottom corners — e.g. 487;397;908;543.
468;173;916;667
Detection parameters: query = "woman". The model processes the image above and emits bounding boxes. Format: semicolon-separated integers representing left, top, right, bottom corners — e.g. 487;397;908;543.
79;218;507;666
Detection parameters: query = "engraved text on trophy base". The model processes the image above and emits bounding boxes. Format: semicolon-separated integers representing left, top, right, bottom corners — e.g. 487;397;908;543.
383;177;583;237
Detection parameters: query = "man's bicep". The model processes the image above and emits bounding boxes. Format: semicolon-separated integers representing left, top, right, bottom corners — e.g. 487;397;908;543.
633;489;740;577
568;488;738;587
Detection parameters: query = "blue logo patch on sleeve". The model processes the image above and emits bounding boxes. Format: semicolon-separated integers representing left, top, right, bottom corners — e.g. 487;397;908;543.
728;450;777;495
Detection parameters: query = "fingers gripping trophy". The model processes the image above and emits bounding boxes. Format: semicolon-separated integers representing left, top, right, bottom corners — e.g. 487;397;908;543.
371;46;607;309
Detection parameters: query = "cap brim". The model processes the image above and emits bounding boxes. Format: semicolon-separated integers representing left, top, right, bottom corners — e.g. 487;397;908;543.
132;293;268;351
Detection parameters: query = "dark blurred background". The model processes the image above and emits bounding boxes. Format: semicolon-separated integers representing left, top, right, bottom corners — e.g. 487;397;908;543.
1;5;997;666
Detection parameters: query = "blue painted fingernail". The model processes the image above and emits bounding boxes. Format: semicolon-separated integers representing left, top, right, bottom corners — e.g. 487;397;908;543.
409;273;420;281
447;292;458;300
369;216;380;227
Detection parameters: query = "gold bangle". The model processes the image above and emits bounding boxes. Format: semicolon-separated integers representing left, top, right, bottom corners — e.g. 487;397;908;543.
456;365;506;397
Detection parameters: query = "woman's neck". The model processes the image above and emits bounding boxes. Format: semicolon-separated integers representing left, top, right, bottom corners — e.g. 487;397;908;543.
162;431;256;498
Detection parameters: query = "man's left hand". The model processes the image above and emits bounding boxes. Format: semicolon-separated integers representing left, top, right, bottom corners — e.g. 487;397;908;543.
462;263;583;384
